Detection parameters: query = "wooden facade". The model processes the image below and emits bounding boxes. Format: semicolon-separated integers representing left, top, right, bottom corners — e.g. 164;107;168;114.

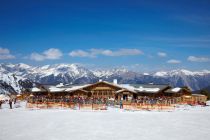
182;94;207;104
27;81;193;101
82;82;121;98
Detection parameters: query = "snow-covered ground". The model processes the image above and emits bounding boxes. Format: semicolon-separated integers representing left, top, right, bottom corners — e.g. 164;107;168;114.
0;102;210;140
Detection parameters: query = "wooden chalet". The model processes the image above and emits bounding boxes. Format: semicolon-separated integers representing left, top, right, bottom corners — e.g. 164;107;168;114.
28;80;190;101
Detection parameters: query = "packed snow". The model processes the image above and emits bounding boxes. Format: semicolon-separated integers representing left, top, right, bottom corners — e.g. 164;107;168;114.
0;101;210;140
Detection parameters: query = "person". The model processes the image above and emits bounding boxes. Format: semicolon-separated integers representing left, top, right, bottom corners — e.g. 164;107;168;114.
14;98;17;104
0;100;2;109
9;99;12;109
120;100;123;109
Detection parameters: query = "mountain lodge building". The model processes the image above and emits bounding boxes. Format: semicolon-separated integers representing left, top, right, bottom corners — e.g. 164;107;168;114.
27;80;191;101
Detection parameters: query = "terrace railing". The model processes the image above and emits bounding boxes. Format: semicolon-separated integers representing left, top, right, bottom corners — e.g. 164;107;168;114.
26;97;184;111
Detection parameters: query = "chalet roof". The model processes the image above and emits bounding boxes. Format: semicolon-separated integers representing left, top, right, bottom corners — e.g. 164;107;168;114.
130;84;170;89
118;84;137;93
136;87;160;93
39;85;65;93
116;88;137;94
82;81;123;90
30;87;47;92
65;85;90;92
165;87;182;93
48;87;66;93
120;84;170;93
29;82;174;95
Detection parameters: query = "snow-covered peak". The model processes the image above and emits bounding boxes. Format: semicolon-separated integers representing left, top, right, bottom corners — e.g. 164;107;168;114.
1;63;210;93
170;69;194;76
40;65;50;69
15;63;31;69
92;68;128;77
153;71;168;77
153;69;210;77
32;63;93;78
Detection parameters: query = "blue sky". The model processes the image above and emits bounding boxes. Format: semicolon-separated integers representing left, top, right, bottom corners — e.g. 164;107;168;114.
0;0;210;71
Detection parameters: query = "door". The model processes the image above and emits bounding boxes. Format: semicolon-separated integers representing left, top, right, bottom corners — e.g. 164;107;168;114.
123;94;128;100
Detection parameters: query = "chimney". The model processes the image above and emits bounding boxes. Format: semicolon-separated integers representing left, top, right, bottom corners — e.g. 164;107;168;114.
113;79;118;85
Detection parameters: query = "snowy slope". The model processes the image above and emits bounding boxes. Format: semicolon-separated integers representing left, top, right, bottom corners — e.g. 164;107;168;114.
0;102;210;140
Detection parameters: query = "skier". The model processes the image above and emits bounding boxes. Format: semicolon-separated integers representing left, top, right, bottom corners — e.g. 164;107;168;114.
9;99;13;109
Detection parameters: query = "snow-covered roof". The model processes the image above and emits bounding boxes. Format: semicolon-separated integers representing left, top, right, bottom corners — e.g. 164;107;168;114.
31;87;44;92
116;89;126;93
119;84;169;93
65;85;89;92
119;84;137;93
29;82;171;95
172;87;181;92
165;87;182;93
56;83;64;88
118;84;166;93
48;87;65;92
136;87;160;93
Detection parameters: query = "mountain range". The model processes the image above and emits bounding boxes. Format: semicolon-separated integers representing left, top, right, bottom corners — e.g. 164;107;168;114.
0;63;210;94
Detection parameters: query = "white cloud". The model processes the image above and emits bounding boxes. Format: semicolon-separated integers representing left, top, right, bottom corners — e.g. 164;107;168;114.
30;48;63;61
105;49;143;56
157;52;167;57
0;48;10;54
69;48;143;58
30;53;45;61
43;48;63;60
187;56;210;62
167;59;181;64
0;47;15;60
69;50;93;57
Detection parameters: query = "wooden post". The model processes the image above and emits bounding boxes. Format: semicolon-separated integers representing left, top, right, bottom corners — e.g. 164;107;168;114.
46;100;48;109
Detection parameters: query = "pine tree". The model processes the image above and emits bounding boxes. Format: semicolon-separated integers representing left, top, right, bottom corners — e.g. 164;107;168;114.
200;90;210;100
